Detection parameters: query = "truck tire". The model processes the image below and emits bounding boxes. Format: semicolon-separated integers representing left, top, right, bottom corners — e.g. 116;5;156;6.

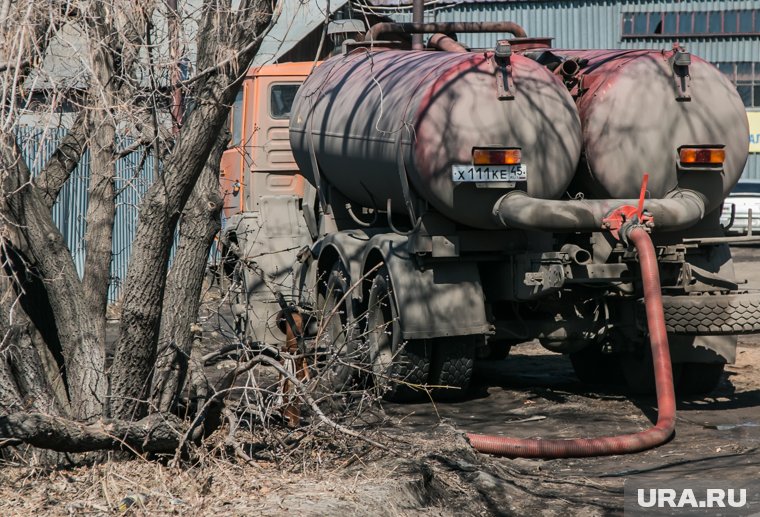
429;337;475;401
675;362;725;395
569;345;624;386
487;341;511;361
619;352;725;396
661;293;760;335
366;266;430;402
315;262;362;392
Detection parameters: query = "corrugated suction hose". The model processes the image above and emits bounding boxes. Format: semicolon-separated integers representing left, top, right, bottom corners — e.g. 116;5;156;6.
466;226;676;458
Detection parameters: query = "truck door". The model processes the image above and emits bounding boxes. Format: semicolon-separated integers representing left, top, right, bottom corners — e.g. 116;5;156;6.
220;85;248;218
248;77;305;211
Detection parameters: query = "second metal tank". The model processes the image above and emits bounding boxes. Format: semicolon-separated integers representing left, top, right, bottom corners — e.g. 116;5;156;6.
547;48;749;213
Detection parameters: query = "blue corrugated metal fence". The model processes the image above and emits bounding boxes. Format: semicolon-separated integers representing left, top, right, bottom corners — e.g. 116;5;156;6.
17;127;157;302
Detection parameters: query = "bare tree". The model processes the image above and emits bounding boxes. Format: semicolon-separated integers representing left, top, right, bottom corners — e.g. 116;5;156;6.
0;0;276;456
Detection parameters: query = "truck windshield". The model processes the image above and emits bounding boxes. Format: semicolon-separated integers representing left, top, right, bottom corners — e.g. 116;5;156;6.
270;84;300;119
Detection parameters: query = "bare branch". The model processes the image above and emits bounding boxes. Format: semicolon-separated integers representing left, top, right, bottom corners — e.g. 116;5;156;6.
33;109;89;209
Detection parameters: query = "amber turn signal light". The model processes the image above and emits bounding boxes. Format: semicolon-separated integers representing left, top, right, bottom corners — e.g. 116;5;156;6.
473;148;521;165
679;147;725;166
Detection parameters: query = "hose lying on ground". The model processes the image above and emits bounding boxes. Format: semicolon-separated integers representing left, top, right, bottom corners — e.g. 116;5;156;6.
466;226;676;458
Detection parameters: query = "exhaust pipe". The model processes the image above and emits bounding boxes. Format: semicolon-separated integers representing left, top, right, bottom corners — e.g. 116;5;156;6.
467;226;676;457
493;189;706;233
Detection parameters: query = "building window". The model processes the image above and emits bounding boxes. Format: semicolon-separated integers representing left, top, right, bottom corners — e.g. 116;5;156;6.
716;62;760;108
622;10;759;38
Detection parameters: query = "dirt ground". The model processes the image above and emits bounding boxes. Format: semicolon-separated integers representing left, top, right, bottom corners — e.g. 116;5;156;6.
1;247;759;516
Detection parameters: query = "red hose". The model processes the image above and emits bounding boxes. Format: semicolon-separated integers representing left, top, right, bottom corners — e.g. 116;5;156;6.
466;227;676;458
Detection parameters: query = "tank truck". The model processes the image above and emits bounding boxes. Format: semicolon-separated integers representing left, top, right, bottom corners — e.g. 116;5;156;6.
220;19;760;405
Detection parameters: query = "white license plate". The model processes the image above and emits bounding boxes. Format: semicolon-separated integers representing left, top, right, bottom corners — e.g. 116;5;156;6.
452;164;527;183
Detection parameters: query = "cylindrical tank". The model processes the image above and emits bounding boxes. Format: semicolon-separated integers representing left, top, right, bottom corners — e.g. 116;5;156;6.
290;48;582;229
551;49;749;214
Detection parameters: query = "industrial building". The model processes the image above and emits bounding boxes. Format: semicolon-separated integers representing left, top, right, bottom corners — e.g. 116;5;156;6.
366;0;760;177
269;0;758;175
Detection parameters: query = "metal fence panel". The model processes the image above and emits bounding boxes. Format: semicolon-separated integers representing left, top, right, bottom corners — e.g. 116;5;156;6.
17;127;157;302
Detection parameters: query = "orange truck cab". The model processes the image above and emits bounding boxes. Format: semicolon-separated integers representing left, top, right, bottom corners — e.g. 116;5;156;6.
220;62;315;345
221;62;313;217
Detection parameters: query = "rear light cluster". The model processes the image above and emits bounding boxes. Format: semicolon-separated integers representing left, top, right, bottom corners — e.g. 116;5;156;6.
472;148;521;165
678;146;725;166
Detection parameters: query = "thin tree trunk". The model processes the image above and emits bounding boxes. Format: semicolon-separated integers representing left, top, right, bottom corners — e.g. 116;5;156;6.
83;1;117;322
151;131;226;413
34;109;89;210
110;0;272;420
80;68;117;421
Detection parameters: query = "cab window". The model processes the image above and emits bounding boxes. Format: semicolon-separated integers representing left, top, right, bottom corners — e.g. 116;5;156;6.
270;83;300;119
230;89;244;146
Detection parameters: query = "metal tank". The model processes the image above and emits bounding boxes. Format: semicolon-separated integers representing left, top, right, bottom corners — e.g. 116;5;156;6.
289;47;582;229
549;48;749;213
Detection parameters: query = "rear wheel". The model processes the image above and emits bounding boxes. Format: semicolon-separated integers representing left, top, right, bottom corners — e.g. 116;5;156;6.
366;266;430;402
569;345;624;386
314;262;363;391
619;350;725;396
429;336;476;401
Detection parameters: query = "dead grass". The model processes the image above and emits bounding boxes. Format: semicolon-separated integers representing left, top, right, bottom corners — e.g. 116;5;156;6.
0;425;470;517
0;450;386;516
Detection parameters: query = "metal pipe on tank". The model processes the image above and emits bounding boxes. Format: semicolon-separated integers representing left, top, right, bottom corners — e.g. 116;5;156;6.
556;58;581;80
428;33;467;52
560;244;592;265
412;0;424;50
493;190;706;233
367;21;528;42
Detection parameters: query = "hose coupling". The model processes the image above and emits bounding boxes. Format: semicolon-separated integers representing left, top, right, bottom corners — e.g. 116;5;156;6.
602;204;653;243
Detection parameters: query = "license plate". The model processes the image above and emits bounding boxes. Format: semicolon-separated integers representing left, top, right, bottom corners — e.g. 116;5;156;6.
452;164;527;183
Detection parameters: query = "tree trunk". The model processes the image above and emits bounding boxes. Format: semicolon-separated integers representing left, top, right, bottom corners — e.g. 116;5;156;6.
151;131;226;413
109;1;273;420
0;358;22;416
0;275;66;417
0;133;105;421
34;109;89;210
0;412;184;453
83;0;117;323
80;20;118;416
